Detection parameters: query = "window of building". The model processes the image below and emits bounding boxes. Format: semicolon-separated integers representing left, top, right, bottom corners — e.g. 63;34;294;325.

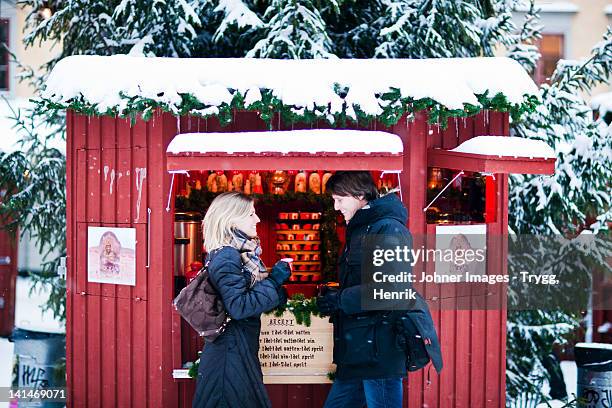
0;19;8;91
534;34;564;85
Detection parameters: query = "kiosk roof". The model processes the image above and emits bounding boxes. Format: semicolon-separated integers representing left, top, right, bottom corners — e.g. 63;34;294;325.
43;56;538;119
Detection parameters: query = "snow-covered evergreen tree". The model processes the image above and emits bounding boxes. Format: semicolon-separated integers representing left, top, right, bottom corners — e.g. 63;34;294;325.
503;6;611;406
510;27;612;236
0;98;66;320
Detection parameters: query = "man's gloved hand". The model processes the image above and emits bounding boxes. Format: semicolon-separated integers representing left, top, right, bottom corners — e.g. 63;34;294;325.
277;286;288;307
269;261;292;287
316;288;341;316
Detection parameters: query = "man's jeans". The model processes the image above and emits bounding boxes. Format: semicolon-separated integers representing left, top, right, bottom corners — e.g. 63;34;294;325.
323;377;404;408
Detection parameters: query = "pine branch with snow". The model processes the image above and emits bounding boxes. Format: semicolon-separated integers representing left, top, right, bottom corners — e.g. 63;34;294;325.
114;0;202;57
0;102;67;321
502;0;542;74
374;0;516;58
246;0;337;59
212;0;264;42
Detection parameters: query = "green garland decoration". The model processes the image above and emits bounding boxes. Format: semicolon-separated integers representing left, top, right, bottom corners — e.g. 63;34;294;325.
188;352;201;378
264;293;323;327
34;86;539;129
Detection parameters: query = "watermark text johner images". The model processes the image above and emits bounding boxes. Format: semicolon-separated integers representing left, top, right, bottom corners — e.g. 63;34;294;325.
359;234;608;311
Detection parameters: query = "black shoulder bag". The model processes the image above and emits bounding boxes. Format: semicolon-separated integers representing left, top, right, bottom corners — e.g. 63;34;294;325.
173;251;231;342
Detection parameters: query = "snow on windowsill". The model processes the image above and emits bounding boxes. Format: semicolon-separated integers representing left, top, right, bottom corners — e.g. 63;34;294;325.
167;129;403;155
514;1;579;13
42;56;538;117
575;342;612;351
449;136;555;159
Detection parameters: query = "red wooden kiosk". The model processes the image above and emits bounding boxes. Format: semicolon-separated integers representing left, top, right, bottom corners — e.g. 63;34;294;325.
45;56;555;407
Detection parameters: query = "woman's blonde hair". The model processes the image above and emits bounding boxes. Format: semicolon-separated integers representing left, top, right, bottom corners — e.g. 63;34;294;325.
203;192;255;251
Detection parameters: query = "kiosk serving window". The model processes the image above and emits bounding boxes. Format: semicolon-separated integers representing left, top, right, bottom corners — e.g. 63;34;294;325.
166;129;404;382
425;168;487;224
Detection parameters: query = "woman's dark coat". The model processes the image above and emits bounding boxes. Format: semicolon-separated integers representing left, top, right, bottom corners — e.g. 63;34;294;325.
193;246;282;408
332;193;442;380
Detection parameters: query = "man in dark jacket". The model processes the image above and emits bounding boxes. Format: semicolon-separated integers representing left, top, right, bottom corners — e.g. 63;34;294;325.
316;171;441;408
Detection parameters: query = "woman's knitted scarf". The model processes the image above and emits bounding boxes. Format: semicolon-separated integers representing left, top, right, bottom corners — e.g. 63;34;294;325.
229;229;269;288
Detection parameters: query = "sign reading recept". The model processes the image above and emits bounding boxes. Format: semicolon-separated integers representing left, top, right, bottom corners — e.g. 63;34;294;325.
259;311;334;384
87;226;136;286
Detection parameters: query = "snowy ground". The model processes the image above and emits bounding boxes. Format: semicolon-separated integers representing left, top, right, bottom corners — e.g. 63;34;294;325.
0;276;64;408
560;360;577;400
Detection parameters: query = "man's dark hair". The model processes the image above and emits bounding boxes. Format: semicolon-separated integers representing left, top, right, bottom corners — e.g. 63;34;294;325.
325;171;379;201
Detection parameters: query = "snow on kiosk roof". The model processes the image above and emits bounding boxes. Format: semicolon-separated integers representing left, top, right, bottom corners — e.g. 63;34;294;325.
166;129;404;171
429;136;556;175
42;56;538;123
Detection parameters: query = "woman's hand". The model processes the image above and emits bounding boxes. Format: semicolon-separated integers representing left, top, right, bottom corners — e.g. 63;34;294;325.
269;261;292;287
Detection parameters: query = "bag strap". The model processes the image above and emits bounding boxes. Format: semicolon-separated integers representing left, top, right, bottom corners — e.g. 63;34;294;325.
201;245;234;292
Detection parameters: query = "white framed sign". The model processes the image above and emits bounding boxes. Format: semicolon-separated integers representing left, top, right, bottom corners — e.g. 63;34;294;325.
435;224;487;281
87;226;136;286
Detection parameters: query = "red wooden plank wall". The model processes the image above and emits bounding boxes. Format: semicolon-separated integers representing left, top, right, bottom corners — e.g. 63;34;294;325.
66;109;509;407
66;110;177;407
0;225;18;337
395;110;509;408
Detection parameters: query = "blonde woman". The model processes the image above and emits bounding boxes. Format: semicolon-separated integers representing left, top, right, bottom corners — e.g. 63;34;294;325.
193;192;291;408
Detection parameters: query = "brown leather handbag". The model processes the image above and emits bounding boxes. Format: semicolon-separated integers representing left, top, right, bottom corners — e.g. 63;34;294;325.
173;254;230;342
